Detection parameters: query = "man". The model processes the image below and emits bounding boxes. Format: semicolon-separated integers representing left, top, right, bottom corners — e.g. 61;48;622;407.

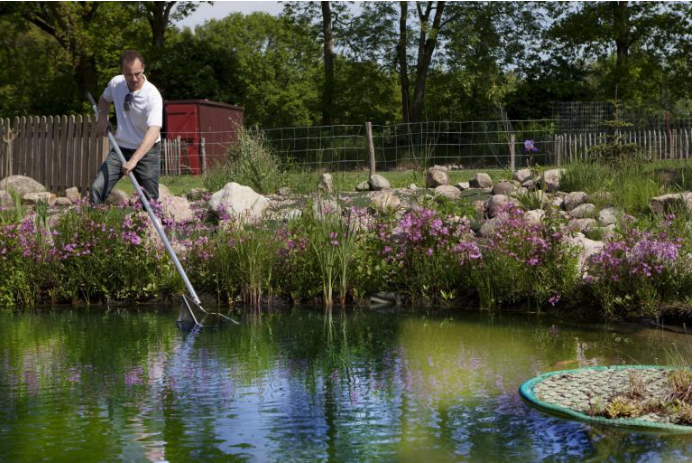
90;49;163;205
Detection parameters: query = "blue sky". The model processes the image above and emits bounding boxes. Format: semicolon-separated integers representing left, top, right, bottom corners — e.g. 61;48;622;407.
175;1;286;29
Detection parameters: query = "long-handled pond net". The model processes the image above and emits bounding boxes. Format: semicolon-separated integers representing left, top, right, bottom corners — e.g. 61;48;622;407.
87;93;239;329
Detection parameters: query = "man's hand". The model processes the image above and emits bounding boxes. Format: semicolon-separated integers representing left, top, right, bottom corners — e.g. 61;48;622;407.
97;118;110;137
122;159;137;176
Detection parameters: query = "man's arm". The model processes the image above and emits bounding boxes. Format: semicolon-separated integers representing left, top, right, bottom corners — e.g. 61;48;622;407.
121;125;161;176
96;96;111;136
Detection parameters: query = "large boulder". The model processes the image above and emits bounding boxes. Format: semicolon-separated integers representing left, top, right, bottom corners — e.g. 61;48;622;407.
208;182;269;221
161;195;194;224
491;180;517;196
105;188;130;206
539;169;564;192
513;169;535;184
454;182;470;191
648;192;692;215
355;181;370;192
564;234;605;277
486;194;521;218
434;185;461;200
568;203;596;219
0;175;46;196
369;174;391;191
369;190;401;210
563;191;588;211
470;173;493;189
0;190;12;207
55;197;73;207
426;167;449;188
158;184;174;199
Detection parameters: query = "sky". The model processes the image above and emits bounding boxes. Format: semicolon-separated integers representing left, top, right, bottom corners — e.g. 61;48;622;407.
175;1;286;29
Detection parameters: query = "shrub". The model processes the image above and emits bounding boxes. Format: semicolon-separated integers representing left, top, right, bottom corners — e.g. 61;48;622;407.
203;128;282;194
584;215;691;317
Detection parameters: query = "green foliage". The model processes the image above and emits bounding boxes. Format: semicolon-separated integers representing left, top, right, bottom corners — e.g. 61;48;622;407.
203;128;283;194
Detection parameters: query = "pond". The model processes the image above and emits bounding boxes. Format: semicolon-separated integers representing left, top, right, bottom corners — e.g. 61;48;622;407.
0;307;690;462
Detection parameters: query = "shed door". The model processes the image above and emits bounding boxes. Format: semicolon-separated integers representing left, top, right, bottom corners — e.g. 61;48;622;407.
165;104;201;174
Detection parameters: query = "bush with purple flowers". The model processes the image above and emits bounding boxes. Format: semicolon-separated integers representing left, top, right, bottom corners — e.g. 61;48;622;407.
584;215;691;316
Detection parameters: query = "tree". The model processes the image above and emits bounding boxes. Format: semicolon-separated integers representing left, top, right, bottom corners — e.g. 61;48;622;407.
321;2;335;125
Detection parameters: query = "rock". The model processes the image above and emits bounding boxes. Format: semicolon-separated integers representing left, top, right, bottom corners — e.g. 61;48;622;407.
567;218;598;234
432;165;448;172
550;196;565;208
569;203;596;219
426;167;449;188
208;182;270;221
369;174;390;191
513;169;535;184
434;185;461;200
539;169;564;192
105;188;130;206
473;200;487;215
65;187;81;202
370;190;401;210
524;209;545;227
563;192;588;211
408;183;418;191
55;197;72;207
486;194;521;218
312;198;340;218
0;190;12;207
648;192;692;215
521;178;537;189
598;207;620;227
318;173;333;193
491;180;517;196
478;217;501;238
455;182;469;191
282;209;302;222
470;173;493;189
161;196;194;223
187;188;209;201
564;234;605;276
23;192;56;206
158;184;174;199
370;292;401;308
0;175;46;196
355;181;371;192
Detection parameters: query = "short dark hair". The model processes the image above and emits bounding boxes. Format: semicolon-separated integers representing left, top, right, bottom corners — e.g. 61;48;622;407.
120;50;145;68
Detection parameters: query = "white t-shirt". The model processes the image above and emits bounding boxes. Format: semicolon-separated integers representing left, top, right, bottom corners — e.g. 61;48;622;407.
102;75;163;150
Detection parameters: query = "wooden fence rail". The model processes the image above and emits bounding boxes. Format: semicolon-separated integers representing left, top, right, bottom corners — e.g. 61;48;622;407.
0;116;190;193
554;129;692;164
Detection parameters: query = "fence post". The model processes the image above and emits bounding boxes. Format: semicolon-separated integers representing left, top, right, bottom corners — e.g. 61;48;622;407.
176;136;182;176
365;121;376;177
201;137;206;174
509;133;516;172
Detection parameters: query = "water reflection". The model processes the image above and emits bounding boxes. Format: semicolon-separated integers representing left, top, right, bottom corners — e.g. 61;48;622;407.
0;308;690;462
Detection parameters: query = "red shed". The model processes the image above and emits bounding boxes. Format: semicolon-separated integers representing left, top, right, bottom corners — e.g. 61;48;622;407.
164;99;244;174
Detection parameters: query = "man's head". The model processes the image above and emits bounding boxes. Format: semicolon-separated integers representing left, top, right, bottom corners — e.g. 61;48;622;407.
120;50;145;92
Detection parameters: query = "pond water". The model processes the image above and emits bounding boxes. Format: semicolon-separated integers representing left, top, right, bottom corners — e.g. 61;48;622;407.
0;307;690;462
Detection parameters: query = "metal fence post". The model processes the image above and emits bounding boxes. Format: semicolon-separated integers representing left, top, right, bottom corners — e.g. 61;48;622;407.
509;133;516;172
365;121;376;176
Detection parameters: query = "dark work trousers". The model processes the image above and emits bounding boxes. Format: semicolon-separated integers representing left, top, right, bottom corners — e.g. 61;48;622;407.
89;143;160;205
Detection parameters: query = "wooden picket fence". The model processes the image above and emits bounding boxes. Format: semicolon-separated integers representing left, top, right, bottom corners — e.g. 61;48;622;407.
0;116;191;193
554;129;692;164
0;115;109;193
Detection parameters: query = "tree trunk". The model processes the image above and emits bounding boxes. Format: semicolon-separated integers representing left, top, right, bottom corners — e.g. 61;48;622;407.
614;1;630;98
411;1;446;123
321;1;334;125
397;2;411;123
75;53;99;99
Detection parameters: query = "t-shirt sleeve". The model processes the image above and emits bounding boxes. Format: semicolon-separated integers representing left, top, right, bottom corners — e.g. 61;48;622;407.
102;76;117;103
147;92;163;128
